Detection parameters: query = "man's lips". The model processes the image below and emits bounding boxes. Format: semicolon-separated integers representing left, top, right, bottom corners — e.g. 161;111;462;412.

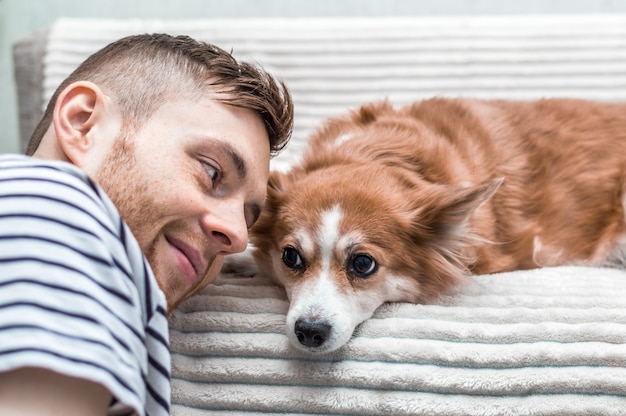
165;235;207;285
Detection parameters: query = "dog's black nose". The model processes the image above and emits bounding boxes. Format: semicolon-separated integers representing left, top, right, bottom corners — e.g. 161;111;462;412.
294;318;331;348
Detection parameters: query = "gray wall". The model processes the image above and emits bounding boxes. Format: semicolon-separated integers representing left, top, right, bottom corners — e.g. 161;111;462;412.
3;0;626;153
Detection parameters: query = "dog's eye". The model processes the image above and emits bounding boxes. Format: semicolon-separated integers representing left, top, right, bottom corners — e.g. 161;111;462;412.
350;254;378;278
282;246;305;271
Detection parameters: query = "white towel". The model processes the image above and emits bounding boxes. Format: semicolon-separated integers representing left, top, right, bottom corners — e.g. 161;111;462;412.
169;266;626;415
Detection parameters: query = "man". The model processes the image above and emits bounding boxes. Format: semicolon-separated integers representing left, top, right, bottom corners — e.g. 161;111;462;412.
0;33;293;415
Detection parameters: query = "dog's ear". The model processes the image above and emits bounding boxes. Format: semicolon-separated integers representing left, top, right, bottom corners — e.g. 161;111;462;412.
266;168;305;205
352;100;394;125
266;171;289;201
250;171;291;239
401;178;502;300
416;178;503;238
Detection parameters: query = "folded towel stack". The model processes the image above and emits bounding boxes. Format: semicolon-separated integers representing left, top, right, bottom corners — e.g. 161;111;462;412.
169;266;626;415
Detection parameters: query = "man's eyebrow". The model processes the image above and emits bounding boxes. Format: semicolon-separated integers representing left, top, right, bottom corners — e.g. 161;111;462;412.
223;143;247;180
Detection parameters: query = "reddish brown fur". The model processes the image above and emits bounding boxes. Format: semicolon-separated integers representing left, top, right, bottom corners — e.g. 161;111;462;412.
251;98;626;302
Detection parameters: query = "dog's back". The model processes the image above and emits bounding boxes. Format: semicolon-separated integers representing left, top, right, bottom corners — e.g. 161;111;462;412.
298;98;626;273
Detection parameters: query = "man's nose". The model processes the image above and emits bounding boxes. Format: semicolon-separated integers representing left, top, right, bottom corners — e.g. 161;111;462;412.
199;200;249;254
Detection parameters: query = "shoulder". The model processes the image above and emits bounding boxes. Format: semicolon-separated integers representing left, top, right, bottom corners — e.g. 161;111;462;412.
0;154;128;286
0;154;112;229
0;154;99;190
0;154;170;415
0;154;168;321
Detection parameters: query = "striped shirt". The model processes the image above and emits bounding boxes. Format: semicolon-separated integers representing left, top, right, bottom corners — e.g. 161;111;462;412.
0;154;170;416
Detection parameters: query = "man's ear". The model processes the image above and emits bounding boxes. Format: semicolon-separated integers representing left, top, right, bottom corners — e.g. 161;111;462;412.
52;81;120;167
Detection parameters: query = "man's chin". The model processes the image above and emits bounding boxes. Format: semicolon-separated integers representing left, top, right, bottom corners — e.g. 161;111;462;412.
159;279;189;314
150;252;225;314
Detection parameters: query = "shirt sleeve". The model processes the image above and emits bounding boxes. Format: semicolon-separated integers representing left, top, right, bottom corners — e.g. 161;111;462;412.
0;160;149;416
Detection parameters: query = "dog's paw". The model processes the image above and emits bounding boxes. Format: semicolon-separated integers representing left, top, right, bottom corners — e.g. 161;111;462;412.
221;247;260;277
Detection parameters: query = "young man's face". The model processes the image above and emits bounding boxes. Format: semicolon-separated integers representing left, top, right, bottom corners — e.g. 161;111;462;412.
94;97;270;311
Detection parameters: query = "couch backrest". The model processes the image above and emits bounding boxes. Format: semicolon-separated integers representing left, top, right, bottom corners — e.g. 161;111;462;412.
15;15;626;168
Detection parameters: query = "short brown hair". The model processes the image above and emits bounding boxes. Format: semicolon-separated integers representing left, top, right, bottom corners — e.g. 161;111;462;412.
26;33;293;156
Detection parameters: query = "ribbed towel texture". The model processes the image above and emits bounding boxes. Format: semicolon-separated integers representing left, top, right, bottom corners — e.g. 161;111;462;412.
45;15;626;172
169;267;626;415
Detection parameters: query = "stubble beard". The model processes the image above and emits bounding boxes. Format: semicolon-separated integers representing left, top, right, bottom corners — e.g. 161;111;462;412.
93;136;162;284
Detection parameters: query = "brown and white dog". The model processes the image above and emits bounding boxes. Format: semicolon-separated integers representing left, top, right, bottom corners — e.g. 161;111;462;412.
244;98;626;353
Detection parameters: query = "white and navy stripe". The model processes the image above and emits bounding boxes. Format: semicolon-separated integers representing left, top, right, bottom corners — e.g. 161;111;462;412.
0;154;170;416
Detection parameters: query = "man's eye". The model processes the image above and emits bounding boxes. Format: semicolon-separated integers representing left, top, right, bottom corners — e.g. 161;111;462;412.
202;162;219;182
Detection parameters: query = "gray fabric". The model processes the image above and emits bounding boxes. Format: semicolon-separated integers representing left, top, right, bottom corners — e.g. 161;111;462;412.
13;28;48;152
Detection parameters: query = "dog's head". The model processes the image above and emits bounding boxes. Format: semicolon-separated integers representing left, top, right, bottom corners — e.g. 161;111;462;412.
251;159;500;353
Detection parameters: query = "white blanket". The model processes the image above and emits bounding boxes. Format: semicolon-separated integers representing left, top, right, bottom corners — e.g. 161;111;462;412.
169;266;626;415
